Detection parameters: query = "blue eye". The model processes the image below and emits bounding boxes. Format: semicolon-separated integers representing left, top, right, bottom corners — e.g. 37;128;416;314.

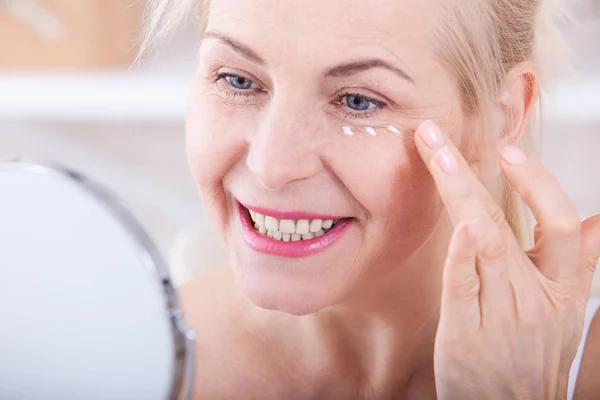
225;74;254;90
345;95;373;111
335;93;385;118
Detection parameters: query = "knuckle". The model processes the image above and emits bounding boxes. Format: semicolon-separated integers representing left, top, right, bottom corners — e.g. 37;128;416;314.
479;234;507;261
453;178;472;205
546;210;581;239
487;204;508;229
448;275;481;300
582;255;599;274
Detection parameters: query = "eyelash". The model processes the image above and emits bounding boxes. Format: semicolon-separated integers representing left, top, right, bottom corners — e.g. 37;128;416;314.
212;72;387;119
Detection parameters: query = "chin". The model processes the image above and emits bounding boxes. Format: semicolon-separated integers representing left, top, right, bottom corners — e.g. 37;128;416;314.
229;255;351;316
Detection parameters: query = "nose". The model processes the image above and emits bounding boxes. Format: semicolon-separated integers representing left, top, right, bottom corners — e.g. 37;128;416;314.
247;100;324;191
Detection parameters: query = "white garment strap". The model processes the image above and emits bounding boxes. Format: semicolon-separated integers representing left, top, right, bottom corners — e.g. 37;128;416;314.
568;298;600;400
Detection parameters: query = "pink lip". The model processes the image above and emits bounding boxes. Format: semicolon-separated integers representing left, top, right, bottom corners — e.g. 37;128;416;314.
237;202;353;258
238;201;344;221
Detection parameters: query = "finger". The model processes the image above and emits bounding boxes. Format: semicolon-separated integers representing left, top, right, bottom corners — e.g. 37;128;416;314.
578;214;600;294
415;120;512;306
415;120;498;226
440;221;481;329
500;145;580;283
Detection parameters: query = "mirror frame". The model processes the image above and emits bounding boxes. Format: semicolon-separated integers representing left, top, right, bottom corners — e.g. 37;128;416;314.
0;159;195;400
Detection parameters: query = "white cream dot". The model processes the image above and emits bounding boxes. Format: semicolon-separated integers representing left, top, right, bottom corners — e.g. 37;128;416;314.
343;126;355;136
387;125;402;135
366;127;377;136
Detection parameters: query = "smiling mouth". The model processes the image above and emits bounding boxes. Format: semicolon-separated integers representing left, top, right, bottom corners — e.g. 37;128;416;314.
237;201;354;257
238;203;349;242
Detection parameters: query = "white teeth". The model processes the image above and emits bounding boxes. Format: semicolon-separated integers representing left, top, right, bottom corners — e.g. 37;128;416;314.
279;219;296;234
255;213;265;226
265;216;279;231
296;219;310;235
309;219;322;233
249;209;345;241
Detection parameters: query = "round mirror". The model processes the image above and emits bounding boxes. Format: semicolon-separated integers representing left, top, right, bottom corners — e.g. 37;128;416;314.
0;160;194;400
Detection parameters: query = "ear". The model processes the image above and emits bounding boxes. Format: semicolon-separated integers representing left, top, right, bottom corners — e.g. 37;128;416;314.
498;61;539;146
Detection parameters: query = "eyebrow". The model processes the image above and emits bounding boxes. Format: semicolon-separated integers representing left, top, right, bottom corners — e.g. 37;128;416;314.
324;59;414;83
201;30;266;65
201;31;414;84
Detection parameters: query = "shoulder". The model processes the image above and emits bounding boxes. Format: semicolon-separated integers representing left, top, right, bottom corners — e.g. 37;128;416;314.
573;299;600;399
177;266;301;399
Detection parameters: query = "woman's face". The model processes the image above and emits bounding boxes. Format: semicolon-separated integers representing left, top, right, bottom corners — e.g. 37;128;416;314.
187;0;470;315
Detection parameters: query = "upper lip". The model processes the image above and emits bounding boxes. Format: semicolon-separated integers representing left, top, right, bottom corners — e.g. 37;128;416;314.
238;200;347;221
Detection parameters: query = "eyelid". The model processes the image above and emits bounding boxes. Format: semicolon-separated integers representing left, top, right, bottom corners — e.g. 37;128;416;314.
336;94;385;112
214;68;268;90
221;73;262;90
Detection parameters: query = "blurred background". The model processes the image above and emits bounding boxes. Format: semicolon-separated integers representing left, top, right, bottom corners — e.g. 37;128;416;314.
0;0;599;287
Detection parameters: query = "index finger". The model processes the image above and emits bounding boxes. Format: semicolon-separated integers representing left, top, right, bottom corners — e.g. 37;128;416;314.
414;120;515;314
414;120;501;230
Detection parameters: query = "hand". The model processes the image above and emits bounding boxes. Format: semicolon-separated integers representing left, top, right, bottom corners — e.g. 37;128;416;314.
414;120;600;400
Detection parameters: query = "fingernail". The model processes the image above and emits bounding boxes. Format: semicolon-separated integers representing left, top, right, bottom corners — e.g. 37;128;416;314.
419;120;445;149
435;147;459;175
467;220;479;240
501;145;528;165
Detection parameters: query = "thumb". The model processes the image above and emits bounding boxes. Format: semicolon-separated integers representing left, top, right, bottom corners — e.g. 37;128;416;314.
441;221;481;327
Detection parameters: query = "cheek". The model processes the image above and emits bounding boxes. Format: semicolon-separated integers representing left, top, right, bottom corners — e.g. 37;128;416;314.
330;136;443;255
186;83;256;240
334;136;439;219
185;83;250;189
371;145;440;233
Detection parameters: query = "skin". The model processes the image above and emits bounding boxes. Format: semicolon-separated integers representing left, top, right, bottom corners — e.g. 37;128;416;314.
180;0;600;398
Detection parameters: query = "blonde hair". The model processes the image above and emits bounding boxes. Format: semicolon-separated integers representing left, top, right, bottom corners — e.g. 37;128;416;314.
430;0;570;248
141;0;570;249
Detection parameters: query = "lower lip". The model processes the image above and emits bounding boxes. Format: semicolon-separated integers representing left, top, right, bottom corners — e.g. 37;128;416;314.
237;202;353;258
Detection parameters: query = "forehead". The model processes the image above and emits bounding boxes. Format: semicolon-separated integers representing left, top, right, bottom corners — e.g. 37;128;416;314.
205;0;439;74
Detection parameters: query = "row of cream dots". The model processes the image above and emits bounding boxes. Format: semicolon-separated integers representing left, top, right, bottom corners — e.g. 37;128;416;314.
343;126;403;137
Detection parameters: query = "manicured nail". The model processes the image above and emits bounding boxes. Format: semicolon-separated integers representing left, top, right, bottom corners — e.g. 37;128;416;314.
419;120;445;149
501;145;528;165
436;146;459;175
